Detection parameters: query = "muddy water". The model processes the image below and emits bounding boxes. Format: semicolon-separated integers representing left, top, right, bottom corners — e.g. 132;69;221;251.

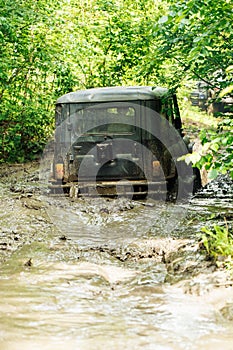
0;165;233;350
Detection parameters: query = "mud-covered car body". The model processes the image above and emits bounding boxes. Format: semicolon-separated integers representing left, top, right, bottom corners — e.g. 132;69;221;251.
190;81;233;114
190;81;209;111
50;86;196;198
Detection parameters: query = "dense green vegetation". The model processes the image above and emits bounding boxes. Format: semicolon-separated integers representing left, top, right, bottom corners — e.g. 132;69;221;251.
155;0;233;179
0;0;232;172
201;222;233;270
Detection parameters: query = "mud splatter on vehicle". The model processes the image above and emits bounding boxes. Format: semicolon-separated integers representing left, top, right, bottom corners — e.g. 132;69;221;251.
48;86;201;199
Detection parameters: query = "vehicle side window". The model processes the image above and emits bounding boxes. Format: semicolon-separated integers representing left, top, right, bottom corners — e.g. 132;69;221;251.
55;104;67;126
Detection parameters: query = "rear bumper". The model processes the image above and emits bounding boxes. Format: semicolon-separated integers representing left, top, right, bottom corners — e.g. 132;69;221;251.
48;179;169;197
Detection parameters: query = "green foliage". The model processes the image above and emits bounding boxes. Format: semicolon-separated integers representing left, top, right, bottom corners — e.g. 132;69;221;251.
180;114;233;180
153;0;233;177
201;222;233;269
0;0;232;168
197;118;233;179
0;0;77;162
61;0;162;87
154;0;233;85
0;0;163;162
0;100;53;162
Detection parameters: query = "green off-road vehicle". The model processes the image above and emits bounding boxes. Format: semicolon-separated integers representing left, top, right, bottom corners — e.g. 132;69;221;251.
49;86;201;199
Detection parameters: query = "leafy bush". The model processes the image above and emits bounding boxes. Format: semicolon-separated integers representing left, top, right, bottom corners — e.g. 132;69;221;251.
201;222;233;269
197;114;233;180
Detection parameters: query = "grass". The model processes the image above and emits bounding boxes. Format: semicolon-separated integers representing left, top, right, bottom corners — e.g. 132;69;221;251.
201;220;233;270
179;100;218;136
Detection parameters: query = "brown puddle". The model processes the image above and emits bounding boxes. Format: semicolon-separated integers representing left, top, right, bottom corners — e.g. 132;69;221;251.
0;164;233;349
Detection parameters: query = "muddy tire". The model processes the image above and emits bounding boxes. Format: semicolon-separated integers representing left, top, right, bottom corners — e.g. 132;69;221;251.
167;167;201;201
167;177;178;201
193;167;202;194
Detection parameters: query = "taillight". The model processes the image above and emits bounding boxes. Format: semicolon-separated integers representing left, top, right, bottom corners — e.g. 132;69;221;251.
55;162;64;180
152;160;162;177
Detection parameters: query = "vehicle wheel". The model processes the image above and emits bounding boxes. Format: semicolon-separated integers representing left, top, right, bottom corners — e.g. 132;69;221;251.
167;177;178;201
193;167;202;194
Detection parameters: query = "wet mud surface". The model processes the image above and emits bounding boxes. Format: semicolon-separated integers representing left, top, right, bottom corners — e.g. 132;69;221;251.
0;162;233;349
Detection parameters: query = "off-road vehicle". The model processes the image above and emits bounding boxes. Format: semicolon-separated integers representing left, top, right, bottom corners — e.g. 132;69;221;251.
49;86;200;199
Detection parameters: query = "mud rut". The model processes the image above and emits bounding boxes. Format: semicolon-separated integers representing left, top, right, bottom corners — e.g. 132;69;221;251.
0;161;233;349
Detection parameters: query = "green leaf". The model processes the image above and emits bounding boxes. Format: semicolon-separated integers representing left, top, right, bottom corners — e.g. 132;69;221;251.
158;15;168;24
208;168;218;180
210;142;219;152
219;85;233;97
193;36;201;43
226;65;233;73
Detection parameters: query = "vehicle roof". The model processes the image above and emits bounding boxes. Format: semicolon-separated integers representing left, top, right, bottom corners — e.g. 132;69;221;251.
56;86;170;104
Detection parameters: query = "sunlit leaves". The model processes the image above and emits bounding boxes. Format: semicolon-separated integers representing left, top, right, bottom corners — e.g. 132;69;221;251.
0;0;63;162
153;0;233;179
154;0;233;84
1;0;232;166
